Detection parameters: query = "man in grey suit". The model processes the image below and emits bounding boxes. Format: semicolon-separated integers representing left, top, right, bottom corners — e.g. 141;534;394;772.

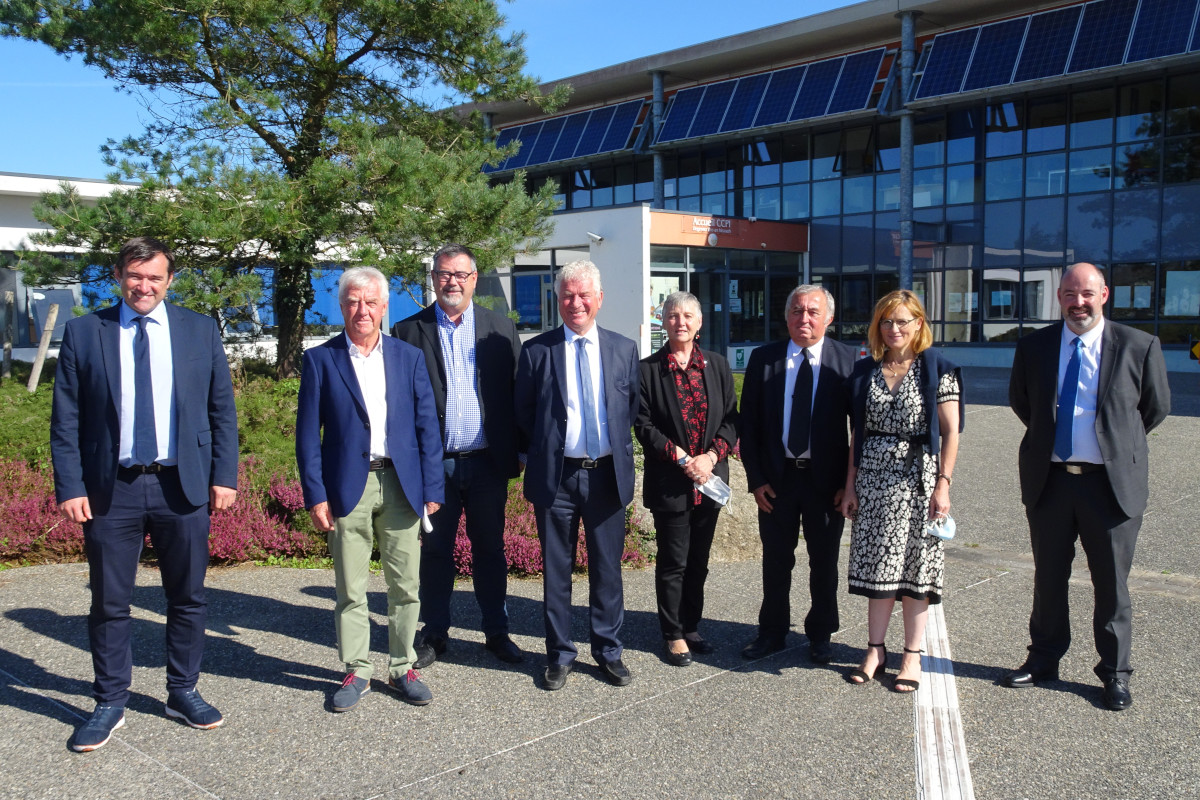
515;260;640;691
1005;262;1170;710
392;244;524;668
51;237;238;751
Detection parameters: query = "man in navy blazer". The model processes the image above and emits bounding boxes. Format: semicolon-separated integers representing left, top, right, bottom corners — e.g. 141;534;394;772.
51;237;238;752
392;244;523;668
296;266;444;710
1004;262;1170;710
515;260;640;691
739;284;855;664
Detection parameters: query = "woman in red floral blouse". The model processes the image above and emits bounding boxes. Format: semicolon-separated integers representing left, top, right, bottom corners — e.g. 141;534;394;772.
634;291;739;666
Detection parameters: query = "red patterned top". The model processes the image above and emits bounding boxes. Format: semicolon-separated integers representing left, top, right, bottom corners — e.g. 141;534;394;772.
664;347;731;505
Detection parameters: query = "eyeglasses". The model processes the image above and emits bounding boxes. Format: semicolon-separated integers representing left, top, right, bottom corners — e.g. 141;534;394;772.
431;269;475;282
880;318;918;331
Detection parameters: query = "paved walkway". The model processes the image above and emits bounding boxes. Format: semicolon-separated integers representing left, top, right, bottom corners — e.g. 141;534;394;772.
2;368;1198;799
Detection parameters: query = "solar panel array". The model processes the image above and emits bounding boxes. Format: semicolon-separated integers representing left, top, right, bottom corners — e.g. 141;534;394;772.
655;48;886;145
485;99;645;173
912;0;1200;102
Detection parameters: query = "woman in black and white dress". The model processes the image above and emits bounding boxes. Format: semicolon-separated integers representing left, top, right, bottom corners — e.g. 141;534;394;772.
839;290;963;692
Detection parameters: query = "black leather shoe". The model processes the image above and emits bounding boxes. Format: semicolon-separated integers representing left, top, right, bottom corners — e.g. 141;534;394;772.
543;663;573;691
741;634;786;660
809;640;833;664
413;634;447;670
685;637;715;655
1001;663;1059;688
665;647;693;667
600;659;633;686
1103;677;1133;711
484;634;524;664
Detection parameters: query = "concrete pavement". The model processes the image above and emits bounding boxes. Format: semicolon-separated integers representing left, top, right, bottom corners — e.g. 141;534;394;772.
2;367;1198;799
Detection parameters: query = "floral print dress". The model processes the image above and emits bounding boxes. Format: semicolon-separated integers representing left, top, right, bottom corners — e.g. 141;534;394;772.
847;359;960;603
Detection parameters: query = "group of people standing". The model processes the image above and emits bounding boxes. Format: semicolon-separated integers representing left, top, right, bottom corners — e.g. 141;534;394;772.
49;235;1169;754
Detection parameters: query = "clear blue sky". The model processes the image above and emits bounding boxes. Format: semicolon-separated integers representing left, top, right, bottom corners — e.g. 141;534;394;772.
0;0;846;180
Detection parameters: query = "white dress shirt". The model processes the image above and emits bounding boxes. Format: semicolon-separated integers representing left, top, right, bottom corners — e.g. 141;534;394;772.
118;301;176;466
347;332;390;460
1054;319;1104;464
782;337;825;459
562;324;612;458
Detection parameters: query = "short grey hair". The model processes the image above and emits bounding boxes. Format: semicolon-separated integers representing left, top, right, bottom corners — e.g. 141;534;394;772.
338;266;389;305
786;283;835;318
662;290;701;319
433;243;477;272
554;259;602;295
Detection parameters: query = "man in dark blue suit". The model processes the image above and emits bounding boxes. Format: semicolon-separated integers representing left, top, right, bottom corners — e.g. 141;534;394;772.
739;285;855;664
392;244;524;668
515;260;640;691
51;237;239;752
296;267;444;711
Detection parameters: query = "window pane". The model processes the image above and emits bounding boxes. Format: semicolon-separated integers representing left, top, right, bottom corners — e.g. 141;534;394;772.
982;267;1020;324
947;107;982;163
1115;140;1162;188
915;114;947;167
1069;147;1113;192
754;186;781;220
876;171;901;211
678;152;701;196
1066;192;1112;264
984;200;1022;266
782;134;810;183
875;211;900;271
877;121;900;171
1161;261;1200;317
839;275;873;322
701;193;727;215
986;157;1023;200
843;175;874;214
842;214;873;272
729;275;766;343
571;169;592;208
1071;88;1115;148
810;218;841;272
1021;266;1060;320
1110;262;1156;320
812;131;841;180
591;166;614;207
841;126;876;177
943;269;980;339
1164;135;1200;183
1024;196;1065;265
812;179;841;217
1027;95;1067;152
947;163;980;204
1162;183;1200;259
782;183;810;219
702;148;729;193
1026;152;1066;196
1116;81;1164;143
1167;73;1200;136
1112;188;1160;260
986;102;1024;158
914;167;944;207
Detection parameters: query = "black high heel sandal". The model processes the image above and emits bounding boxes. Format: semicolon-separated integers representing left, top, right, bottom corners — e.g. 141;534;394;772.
846;642;887;685
893;647;923;693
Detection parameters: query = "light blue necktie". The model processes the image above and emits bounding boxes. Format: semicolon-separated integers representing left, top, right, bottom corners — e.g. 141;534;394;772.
1054;336;1082;462
133;316;158;466
576;338;601;459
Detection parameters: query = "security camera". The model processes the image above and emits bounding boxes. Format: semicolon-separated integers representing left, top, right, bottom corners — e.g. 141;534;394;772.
586;231;604;244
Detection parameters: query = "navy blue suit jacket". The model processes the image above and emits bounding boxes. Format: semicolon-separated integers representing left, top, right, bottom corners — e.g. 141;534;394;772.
515;325;640;508
296;332;444;519
50;302;239;515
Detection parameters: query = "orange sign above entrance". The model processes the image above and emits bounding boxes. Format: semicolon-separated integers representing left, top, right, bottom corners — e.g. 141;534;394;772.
649;210;808;252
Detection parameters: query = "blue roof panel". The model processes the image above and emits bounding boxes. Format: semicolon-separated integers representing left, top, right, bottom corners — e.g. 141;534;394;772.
720;73;770;132
657;87;704;143
484;126;521;173
502;122;543;171
599;100;645;153
1013;6;1082;82
549;112;590;162
826;49;885;114
962;18;1028;91
790;58;842;121
523;116;565;168
1127;0;1198;62
575;105;617;156
1067;0;1138;73
752;66;806;128
915;28;978;99
688;81;738;138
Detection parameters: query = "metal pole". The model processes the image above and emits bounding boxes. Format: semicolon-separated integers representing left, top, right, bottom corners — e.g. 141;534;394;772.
652;71;666;209
27;302;58;393
897;11;920;291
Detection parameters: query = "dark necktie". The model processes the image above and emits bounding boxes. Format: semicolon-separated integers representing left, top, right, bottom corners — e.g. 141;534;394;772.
576;338;601;459
1054;336;1082;462
133;316;158;466
788;347;813;457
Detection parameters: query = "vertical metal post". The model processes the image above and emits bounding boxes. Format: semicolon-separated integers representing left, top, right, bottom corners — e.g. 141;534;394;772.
898;11;920;290
652;71;666;209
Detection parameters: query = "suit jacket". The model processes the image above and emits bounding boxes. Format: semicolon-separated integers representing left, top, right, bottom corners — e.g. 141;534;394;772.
50;302;239;515
391;303;521;478
1009;320;1170;518
739;336;856;497
296;332;445;519
514;325;640;508
634;346;738;512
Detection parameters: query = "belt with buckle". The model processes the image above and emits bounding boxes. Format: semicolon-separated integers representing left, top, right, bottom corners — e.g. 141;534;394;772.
1053;461;1104;475
564;455;611;470
445;450;483;459
120;462;169;475
369;457;394;471
785;457;811;469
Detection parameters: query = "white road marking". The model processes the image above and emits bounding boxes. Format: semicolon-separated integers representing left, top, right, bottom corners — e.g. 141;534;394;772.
914;602;975;800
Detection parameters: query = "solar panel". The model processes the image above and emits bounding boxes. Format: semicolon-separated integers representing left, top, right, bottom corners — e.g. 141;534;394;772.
1127;0;1198;62
522;117;565;168
791;58;842;121
575;105;617;156
752;66;806;128
1013;6;1082;82
962;18;1028;91
915;28;978;99
503;122;543;171
599;100;645;153
827;49;886;114
688;81;738;138
483;126;522;173
1067;0;1138;73
657;87;704;143
720;74;770;132
550;112;590;162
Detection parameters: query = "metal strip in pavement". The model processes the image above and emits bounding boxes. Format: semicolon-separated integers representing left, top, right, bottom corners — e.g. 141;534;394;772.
913;602;975;800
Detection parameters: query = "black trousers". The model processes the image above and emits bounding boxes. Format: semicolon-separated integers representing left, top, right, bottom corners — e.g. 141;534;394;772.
756;464;845;643
83;467;210;706
652;504;720;641
1026;467;1140;679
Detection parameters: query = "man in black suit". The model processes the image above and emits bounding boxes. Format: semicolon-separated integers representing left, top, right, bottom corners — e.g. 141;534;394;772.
514;260;640;691
739;284;855;664
392;244;523;668
51;237;239;751
1005;262;1170;710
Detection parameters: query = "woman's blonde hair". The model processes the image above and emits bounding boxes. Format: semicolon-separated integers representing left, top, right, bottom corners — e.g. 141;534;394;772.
867;289;933;361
